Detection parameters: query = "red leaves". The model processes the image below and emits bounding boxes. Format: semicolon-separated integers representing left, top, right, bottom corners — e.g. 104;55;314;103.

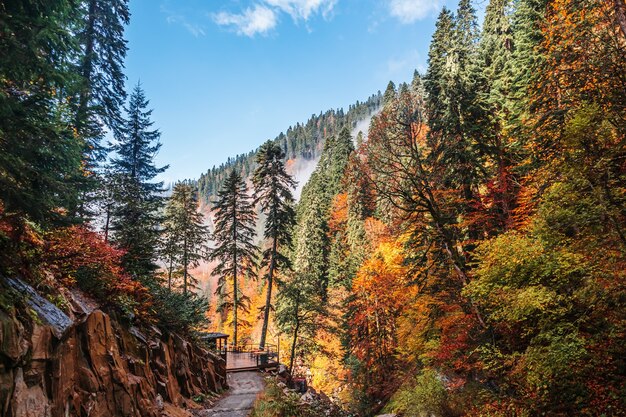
44;226;153;319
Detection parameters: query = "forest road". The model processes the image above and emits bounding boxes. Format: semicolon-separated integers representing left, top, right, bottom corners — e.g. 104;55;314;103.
198;371;265;417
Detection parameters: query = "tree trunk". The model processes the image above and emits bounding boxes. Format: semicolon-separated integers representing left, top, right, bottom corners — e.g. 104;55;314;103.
168;253;174;291
615;0;626;38
259;236;278;350
232;208;238;349
76;0;96;136
104;205;111;243
183;236;188;294
289;319;300;373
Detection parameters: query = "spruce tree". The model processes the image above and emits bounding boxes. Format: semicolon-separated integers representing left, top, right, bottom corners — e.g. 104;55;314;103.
424;8;455;136
295;126;354;299
425;2;483;241
278;191;328;372
383;81;397;106
252;141;296;350
506;0;547;137
0;1;83;226
75;0;129;152
210;170;258;347
71;0;129;218
110;83;167;280
162;182;209;294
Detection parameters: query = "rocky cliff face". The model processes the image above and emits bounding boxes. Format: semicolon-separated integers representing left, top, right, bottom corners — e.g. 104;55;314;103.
0;278;226;417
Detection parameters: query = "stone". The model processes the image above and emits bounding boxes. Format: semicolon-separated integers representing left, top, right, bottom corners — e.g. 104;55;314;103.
1;281;227;417
11;368;51;417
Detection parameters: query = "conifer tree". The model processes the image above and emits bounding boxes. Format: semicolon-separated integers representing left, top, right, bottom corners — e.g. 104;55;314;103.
0;1;83;226
425;2;483;241
383;81;397;106
75;0;129;153
424;8;455;136
110;83;167;280
253;141;296;350
295;127;354;298
278;191;328;372
162;182;209;294
71;0;130;218
210;170;258;347
506;0;547;136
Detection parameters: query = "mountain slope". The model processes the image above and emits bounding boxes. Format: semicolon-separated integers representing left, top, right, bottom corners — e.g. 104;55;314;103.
196;92;382;203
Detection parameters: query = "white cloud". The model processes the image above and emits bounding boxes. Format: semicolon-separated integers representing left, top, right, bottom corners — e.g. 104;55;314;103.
165;14;206;37
161;3;207;37
388;0;442;23
213;5;278;37
264;0;337;21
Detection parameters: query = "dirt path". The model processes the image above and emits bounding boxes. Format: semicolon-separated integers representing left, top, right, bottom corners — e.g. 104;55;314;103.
199;372;265;417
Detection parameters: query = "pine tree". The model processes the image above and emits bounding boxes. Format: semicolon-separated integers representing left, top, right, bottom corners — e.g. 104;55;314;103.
252;141;296;350
383;81;397;106
210;169;258;347
425;1;484;242
279;191;328;372
162;182;209;294
74;0;129;152
471;0;518;231
505;0;547;137
424;8;455;137
71;0;129;219
0;1;84;226
296;126;354;299
110;83;168;280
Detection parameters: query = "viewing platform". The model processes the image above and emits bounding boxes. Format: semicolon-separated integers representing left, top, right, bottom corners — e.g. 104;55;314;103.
200;333;280;373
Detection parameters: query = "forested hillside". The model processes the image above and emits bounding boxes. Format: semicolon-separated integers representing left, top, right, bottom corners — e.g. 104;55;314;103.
196;94;381;203
1;0;625;416
266;0;626;416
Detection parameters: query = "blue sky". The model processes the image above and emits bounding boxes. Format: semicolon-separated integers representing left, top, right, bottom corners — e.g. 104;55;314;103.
123;0;473;184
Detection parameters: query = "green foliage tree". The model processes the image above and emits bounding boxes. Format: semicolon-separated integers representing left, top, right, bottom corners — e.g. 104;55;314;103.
74;0;129;141
253;141;296;350
72;0;129;216
162;182;209;294
210;169;258;347
0;0;83;226
110;83;168;281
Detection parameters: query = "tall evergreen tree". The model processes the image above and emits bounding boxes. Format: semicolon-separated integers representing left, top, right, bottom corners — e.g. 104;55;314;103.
505;0;547;138
278;191;328;372
295;126;354;299
425;2;484;242
210;170;258;347
252;141;296;350
74;0;129;152
0;1;83;226
278;126;354;369
71;0;130;218
110;83;167;280
162;182;209;294
424;8;455;137
383;81;397;106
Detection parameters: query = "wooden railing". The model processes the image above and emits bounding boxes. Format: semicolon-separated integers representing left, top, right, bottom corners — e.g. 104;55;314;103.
226;343;279;370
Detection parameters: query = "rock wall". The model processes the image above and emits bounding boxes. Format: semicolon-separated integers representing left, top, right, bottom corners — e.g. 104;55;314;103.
0;279;226;417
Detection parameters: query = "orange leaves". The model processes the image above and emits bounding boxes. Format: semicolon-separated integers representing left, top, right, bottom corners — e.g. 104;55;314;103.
328;193;348;235
44;226;153;319
350;238;416;370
